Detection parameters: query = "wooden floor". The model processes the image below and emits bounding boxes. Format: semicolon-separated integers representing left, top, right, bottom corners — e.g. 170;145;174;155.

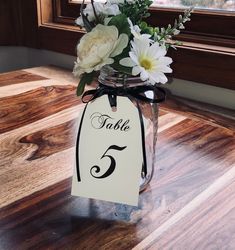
0;66;235;250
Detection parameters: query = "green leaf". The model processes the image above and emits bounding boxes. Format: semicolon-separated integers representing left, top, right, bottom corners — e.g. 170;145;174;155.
77;72;94;96
77;81;85;96
140;21;148;29
108;14;131;36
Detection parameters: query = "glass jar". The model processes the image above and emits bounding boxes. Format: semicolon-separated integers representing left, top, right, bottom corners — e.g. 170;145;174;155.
98;66;160;192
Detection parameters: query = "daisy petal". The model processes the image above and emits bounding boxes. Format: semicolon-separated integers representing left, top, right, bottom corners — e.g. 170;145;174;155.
158;65;173;73
159;57;173;65
153;46;167;58
149;72;160;84
150;70;169;84
129;52;139;65
132;66;141;76
140;70;149;81
158;72;168;84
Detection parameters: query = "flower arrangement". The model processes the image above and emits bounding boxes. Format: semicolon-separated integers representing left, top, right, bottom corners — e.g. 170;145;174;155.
73;0;193;95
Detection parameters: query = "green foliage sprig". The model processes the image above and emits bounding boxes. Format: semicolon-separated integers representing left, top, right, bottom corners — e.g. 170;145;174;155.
119;0;153;25
154;8;193;48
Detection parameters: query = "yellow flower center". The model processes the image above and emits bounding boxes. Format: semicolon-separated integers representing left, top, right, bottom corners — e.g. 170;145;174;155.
140;58;152;70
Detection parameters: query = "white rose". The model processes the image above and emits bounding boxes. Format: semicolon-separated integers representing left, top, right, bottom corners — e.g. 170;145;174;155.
75;2;120;27
73;24;129;77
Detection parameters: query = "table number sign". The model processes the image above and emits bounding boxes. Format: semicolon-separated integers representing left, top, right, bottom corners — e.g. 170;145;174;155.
71;95;145;206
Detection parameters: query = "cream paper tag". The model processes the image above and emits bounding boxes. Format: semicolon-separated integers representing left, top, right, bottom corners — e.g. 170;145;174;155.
71;95;144;206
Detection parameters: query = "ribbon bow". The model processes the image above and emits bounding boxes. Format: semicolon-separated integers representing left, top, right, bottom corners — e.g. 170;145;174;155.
82;84;166;108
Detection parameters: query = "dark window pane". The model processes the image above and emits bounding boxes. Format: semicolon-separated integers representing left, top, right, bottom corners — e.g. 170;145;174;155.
152;0;235;11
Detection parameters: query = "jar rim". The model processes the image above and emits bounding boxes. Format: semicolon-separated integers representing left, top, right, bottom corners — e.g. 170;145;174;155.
99;66;150;87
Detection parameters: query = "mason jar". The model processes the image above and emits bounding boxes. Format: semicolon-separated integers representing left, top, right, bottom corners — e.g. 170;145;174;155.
98;66;161;192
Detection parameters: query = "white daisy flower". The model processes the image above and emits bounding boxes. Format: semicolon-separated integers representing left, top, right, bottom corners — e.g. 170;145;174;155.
120;38;173;84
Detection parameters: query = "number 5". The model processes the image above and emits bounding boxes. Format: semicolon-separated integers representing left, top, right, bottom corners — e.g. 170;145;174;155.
90;145;127;179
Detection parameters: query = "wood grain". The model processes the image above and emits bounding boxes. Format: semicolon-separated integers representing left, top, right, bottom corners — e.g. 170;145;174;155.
0;66;234;250
146;170;235;250
0;70;47;86
0;104;83;207
0;85;80;134
25;66;78;83
20;119;77;161
162;95;235;132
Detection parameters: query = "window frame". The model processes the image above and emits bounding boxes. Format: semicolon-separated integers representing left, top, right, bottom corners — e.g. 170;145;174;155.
56;0;235;48
37;0;235;90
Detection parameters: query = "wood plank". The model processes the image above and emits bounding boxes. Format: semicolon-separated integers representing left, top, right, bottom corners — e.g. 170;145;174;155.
19;119;77;161
0;79;76;98
0;147;74;209
0;178;71;221
162;95;235;132
0;70;47;86
159;110;167;116
158;112;186;132
25;66;78;83
0;85;81;134
146;174;235;250
0;104;84;208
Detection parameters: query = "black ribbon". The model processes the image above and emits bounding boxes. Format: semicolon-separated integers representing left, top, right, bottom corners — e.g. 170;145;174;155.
82;84;166;108
76;84;166;182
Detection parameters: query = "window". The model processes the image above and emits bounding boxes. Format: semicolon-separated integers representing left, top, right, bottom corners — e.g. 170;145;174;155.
52;0;235;47
70;0;235;10
37;0;235;89
152;0;235;10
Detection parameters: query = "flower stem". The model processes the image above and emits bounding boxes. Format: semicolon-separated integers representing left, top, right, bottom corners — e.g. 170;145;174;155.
91;0;99;23
80;0;93;31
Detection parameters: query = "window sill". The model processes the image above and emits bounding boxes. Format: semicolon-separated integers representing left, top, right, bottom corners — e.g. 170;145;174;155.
38;23;235;90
